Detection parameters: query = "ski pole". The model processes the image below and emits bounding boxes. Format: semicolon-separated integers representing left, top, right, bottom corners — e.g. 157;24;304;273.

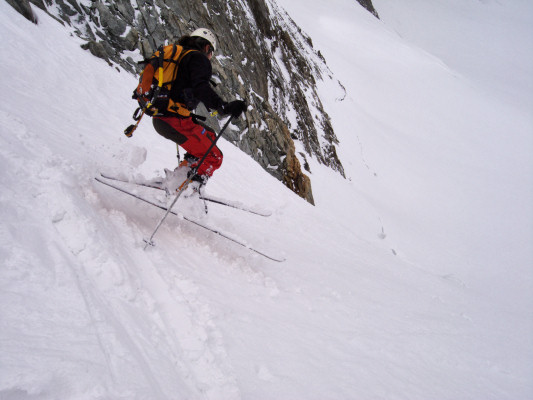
124;107;146;137
143;115;234;249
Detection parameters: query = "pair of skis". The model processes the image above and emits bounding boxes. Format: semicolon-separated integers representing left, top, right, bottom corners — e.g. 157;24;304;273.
95;173;284;262
99;173;272;217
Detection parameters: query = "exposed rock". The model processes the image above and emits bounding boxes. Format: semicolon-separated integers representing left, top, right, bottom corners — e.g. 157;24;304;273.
356;0;379;18
5;0;38;23
81;41;110;65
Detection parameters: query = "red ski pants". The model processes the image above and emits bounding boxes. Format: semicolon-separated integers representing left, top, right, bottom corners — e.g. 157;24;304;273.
153;116;223;177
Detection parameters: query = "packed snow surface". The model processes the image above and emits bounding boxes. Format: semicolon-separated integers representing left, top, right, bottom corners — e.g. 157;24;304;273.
1;0;532;399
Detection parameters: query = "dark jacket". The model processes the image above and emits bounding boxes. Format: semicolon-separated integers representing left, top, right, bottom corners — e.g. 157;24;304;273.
170;49;225;112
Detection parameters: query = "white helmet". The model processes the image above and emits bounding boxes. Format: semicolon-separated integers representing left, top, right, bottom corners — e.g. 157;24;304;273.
190;28;217;52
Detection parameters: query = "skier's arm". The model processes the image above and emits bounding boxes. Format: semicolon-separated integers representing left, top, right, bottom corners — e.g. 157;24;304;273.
188;53;225;111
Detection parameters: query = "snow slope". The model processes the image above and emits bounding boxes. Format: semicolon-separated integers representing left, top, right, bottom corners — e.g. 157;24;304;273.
1;0;532;399
374;0;533;111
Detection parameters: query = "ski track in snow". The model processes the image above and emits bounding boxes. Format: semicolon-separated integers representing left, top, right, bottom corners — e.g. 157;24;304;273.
0;13;241;396
0;103;240;399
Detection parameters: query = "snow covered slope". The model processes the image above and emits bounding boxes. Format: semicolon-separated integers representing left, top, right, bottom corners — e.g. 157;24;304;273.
1;0;532;399
374;0;533;111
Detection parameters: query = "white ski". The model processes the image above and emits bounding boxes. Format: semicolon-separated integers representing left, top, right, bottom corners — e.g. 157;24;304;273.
95;176;285;262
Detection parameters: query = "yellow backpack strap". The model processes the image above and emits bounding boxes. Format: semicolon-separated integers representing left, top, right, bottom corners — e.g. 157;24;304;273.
156;45;167;90
143;45;168;114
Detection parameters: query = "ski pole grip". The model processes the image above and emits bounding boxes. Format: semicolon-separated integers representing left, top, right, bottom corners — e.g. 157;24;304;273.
124;108;146;138
124;124;135;137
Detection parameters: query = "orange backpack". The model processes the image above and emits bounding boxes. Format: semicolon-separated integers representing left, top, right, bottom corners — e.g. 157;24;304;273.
125;44;196;137
134;43;197;117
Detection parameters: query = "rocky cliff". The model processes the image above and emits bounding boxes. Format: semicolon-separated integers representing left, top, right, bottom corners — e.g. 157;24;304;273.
6;0;378;204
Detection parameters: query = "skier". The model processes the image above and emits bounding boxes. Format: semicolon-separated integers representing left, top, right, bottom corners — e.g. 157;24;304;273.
151;28;247;186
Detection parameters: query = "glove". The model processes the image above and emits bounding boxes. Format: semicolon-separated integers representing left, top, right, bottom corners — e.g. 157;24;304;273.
222;100;247;118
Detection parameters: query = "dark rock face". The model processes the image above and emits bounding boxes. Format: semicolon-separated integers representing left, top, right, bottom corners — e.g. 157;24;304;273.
5;0;39;23
7;0;378;204
357;0;379;18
